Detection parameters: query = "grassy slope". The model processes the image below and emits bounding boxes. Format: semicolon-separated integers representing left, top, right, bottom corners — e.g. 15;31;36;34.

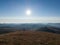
0;31;60;45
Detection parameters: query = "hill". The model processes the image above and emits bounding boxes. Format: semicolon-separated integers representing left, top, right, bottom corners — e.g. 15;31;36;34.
0;31;60;45
0;23;60;34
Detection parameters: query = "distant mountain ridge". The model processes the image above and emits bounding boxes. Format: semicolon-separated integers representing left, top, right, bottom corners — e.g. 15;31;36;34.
0;23;60;34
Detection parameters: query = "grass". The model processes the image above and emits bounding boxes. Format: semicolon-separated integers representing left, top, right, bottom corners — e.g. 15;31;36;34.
0;31;60;45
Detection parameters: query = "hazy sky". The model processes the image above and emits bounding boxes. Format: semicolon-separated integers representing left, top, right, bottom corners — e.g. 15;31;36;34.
0;0;60;23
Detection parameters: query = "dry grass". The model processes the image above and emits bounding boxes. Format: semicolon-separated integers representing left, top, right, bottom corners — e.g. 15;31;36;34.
0;31;60;45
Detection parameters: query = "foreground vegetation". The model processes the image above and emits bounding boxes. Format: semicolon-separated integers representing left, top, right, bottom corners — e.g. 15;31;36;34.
0;31;60;45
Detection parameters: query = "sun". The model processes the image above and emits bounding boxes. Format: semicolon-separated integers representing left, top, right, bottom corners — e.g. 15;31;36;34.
26;9;31;16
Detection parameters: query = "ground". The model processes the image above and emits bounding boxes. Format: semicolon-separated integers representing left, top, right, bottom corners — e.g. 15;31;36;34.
0;31;60;45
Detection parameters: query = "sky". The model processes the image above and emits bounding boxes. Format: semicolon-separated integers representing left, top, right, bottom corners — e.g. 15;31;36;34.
0;0;60;23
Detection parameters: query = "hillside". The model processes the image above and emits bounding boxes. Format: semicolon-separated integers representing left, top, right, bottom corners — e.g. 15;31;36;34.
0;31;60;45
0;23;60;34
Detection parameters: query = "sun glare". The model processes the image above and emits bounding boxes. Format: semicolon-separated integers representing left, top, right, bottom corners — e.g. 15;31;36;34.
26;9;31;16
